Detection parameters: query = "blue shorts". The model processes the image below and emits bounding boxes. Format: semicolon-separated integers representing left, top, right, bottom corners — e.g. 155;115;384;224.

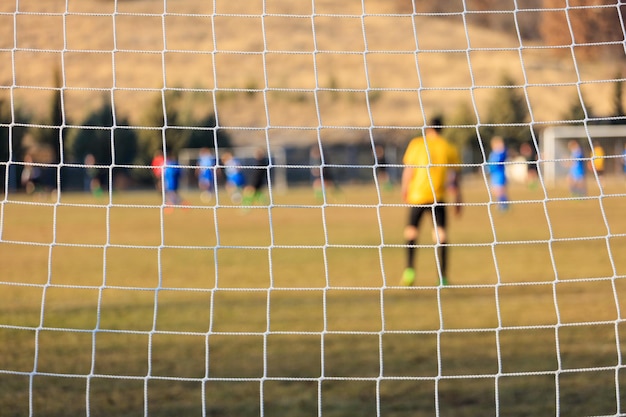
570;170;584;181
228;173;246;188
490;173;507;187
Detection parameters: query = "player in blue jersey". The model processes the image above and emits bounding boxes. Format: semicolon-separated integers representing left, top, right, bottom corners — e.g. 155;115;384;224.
622;143;626;180
163;152;187;212
221;151;246;204
487;136;509;211
197;147;217;202
567;139;586;197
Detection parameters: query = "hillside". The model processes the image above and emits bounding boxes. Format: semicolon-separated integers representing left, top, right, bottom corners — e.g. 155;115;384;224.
0;0;622;146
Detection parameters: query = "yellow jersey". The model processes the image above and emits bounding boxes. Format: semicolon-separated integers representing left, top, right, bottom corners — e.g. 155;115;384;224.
593;145;605;171
402;133;461;205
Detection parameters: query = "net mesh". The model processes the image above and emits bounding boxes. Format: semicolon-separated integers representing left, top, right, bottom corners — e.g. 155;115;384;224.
1;1;626;416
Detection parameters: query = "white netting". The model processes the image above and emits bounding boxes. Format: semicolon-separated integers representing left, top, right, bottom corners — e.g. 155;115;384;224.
1;1;626;416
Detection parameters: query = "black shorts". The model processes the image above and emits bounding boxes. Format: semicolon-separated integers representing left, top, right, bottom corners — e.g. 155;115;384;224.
250;170;266;190
408;204;447;229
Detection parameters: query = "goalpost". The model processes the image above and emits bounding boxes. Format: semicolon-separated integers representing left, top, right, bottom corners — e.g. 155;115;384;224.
2;1;626;416
540;124;626;187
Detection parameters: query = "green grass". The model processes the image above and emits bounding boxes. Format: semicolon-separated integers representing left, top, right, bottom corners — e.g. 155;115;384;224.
2;177;626;416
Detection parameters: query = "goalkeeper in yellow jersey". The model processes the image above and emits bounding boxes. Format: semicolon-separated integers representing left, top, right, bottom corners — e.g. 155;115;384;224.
400;117;463;286
589;141;605;187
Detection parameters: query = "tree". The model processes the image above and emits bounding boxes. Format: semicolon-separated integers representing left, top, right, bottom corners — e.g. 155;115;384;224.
483;74;531;147
446;101;481;166
0;97;29;190
71;101;137;164
186;113;229;149
68;100;138;188
562;92;590;123
32;68;64;163
137;89;231;163
71;104;114;165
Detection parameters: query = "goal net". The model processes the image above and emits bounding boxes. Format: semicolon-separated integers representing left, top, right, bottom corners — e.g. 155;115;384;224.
1;1;626;416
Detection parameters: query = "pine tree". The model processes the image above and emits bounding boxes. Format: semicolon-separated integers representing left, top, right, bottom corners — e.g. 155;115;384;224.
0;97;28;190
69;100;137;167
138;89;230;163
32;68;64;164
484;74;531;147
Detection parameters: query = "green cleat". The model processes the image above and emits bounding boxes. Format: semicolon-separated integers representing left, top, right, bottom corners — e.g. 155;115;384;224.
440;276;449;286
401;268;415;286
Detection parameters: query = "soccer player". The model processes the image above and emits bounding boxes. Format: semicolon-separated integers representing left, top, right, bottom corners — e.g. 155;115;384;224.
487;136;509;211
84;153;103;198
519;141;539;190
197;147;217;202
309;146;340;200
375;144;393;191
21;153;42;196
221;151;246;204
401;117;462;287
589;141;605;186
243;148;269;206
151;149;165;192
622;143;626;180
566;139;586;197
163;151;186;213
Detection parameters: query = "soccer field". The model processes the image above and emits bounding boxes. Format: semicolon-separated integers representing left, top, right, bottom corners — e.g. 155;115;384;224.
1;177;626;416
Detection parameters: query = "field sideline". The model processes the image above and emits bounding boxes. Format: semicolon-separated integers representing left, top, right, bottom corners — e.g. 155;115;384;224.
1;177;626;416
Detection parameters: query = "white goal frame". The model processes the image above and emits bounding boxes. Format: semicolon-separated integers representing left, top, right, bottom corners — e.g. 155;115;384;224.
540;124;626;187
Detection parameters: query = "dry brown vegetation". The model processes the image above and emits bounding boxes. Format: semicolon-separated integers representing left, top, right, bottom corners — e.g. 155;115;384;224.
0;0;624;145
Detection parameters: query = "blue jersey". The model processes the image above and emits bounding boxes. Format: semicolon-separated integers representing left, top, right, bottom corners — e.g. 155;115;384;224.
198;154;216;183
570;148;585;180
163;161;182;192
225;159;246;187
488;148;507;186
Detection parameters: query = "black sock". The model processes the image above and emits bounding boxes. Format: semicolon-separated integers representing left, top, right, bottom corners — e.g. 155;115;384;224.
438;244;448;277
407;239;416;269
